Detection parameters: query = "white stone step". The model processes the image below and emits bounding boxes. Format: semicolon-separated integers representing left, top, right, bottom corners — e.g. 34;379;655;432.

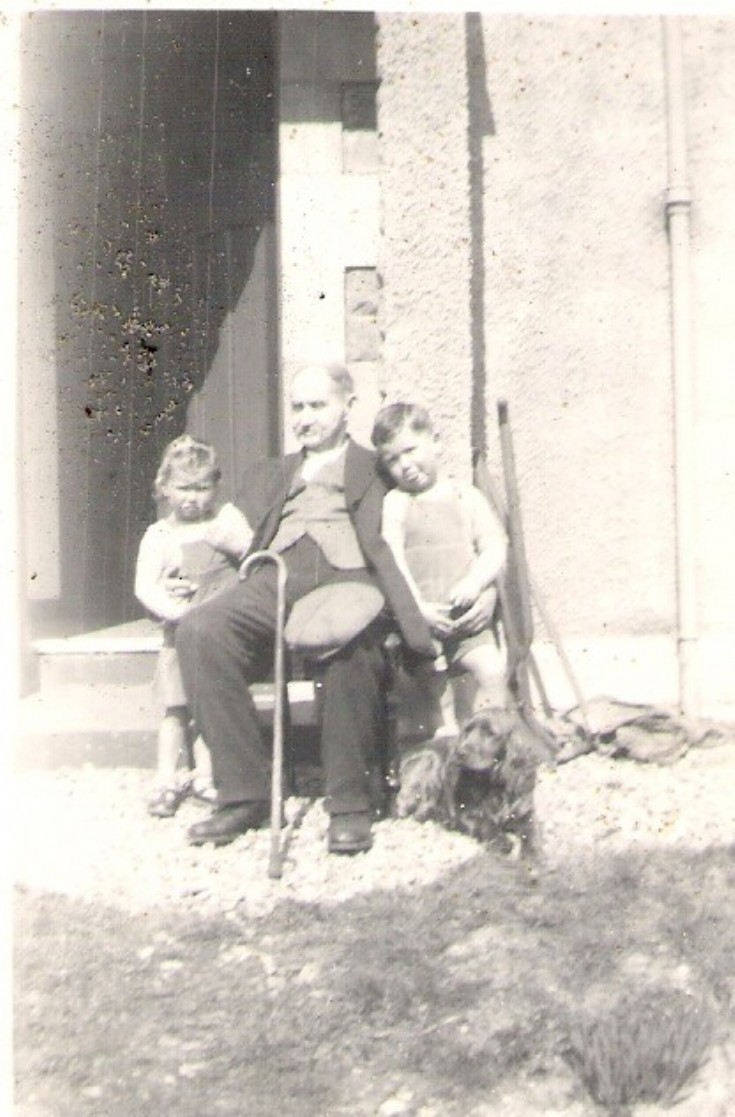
15;677;319;770
33;618;162;689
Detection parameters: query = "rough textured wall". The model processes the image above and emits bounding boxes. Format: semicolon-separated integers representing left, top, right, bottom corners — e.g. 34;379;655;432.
684;18;735;640
478;15;675;638
373;15;735;709
377;14;473;480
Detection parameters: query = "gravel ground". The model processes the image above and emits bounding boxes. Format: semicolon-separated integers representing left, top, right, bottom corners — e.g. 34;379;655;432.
13;744;735;1117
536;739;735;868
12;768;484;919
13;738;735;919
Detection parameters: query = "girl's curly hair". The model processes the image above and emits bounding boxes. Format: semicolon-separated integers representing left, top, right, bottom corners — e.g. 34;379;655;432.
153;434;221;498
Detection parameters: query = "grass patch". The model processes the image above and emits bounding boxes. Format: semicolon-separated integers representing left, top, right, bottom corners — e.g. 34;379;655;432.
567;987;716;1113
15;846;735;1116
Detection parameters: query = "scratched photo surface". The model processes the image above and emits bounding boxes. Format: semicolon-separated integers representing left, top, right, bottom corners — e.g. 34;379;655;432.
12;7;735;1116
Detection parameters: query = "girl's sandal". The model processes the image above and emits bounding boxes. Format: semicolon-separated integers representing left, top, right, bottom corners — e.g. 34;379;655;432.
190;777;218;806
147;786;185;818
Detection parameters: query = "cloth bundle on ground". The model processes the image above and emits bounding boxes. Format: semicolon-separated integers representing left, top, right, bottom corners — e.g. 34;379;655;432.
394;706;556;855
546;696;729;765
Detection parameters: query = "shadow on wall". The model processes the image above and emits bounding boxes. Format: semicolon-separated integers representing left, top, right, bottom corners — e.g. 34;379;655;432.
466;12;496;461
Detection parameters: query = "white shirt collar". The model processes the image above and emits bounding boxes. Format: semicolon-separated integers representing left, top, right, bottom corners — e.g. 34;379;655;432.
300;438;349;482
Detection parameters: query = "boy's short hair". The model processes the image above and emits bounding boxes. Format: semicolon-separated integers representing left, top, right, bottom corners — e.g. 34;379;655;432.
154;434;221;497
371;401;434;450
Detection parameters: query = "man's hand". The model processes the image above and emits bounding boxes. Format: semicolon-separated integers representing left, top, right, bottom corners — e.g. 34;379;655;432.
450;586;498;637
420;601;456;639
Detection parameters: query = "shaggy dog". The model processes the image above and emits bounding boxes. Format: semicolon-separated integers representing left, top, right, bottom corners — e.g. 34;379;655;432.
394;707;555;855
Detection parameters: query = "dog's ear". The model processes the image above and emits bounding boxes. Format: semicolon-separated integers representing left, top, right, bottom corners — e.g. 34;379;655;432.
498;746;538;800
395;741;451;821
508;715;556;766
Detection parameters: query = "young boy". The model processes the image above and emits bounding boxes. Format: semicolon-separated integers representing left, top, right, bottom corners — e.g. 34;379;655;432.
135;434;253;817
372;402;508;730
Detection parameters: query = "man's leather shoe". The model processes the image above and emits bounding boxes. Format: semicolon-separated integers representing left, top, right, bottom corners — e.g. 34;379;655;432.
187;801;269;847
327;811;373;855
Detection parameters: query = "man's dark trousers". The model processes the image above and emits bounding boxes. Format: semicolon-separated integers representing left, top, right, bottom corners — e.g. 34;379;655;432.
176;535;386;816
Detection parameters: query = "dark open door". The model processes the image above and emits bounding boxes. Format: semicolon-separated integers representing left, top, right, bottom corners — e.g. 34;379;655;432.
18;10;279;639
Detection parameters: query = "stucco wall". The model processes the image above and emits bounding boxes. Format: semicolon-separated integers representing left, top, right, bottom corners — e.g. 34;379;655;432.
680;18;735;712
377;14;474;481
379;13;675;637
476;15;675;642
685;18;735;635
377;14;735;713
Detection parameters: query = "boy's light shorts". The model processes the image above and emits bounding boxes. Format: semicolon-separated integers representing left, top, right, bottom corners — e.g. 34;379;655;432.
441;625;503;672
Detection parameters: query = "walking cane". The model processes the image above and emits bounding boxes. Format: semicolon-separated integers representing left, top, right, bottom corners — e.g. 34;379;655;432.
239;550;288;880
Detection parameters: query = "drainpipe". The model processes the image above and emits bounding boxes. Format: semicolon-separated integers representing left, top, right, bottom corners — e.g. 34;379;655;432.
663;17;698;717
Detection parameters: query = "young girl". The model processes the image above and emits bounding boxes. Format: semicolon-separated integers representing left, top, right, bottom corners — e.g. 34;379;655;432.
372;402;508;732
135;434;253;817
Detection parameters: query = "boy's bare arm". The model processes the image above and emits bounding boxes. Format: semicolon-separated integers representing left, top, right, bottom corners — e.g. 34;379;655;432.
381;493;454;637
449;488;507;610
381;494;421;600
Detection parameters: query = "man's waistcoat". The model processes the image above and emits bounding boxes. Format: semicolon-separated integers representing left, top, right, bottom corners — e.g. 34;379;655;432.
235;440;435;659
269;452;366;569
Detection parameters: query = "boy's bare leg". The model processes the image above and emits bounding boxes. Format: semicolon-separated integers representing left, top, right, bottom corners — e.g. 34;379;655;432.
457;645;508;712
434;667;459;736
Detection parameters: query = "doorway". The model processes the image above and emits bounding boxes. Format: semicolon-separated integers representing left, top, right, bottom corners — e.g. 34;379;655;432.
18;10;279;638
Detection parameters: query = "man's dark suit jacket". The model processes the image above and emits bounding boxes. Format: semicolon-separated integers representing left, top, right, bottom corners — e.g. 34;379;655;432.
234;439;435;659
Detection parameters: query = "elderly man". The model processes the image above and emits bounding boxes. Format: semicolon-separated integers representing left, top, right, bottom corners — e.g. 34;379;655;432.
177;364;492;854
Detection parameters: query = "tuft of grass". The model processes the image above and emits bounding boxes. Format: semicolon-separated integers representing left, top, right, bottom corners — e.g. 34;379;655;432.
567;986;716;1113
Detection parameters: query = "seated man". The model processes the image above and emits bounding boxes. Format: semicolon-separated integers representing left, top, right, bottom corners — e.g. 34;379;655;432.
176;363;494;855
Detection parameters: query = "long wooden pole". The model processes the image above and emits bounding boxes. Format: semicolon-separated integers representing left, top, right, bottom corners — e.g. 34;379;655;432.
496;400;534;711
474;417;590;729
